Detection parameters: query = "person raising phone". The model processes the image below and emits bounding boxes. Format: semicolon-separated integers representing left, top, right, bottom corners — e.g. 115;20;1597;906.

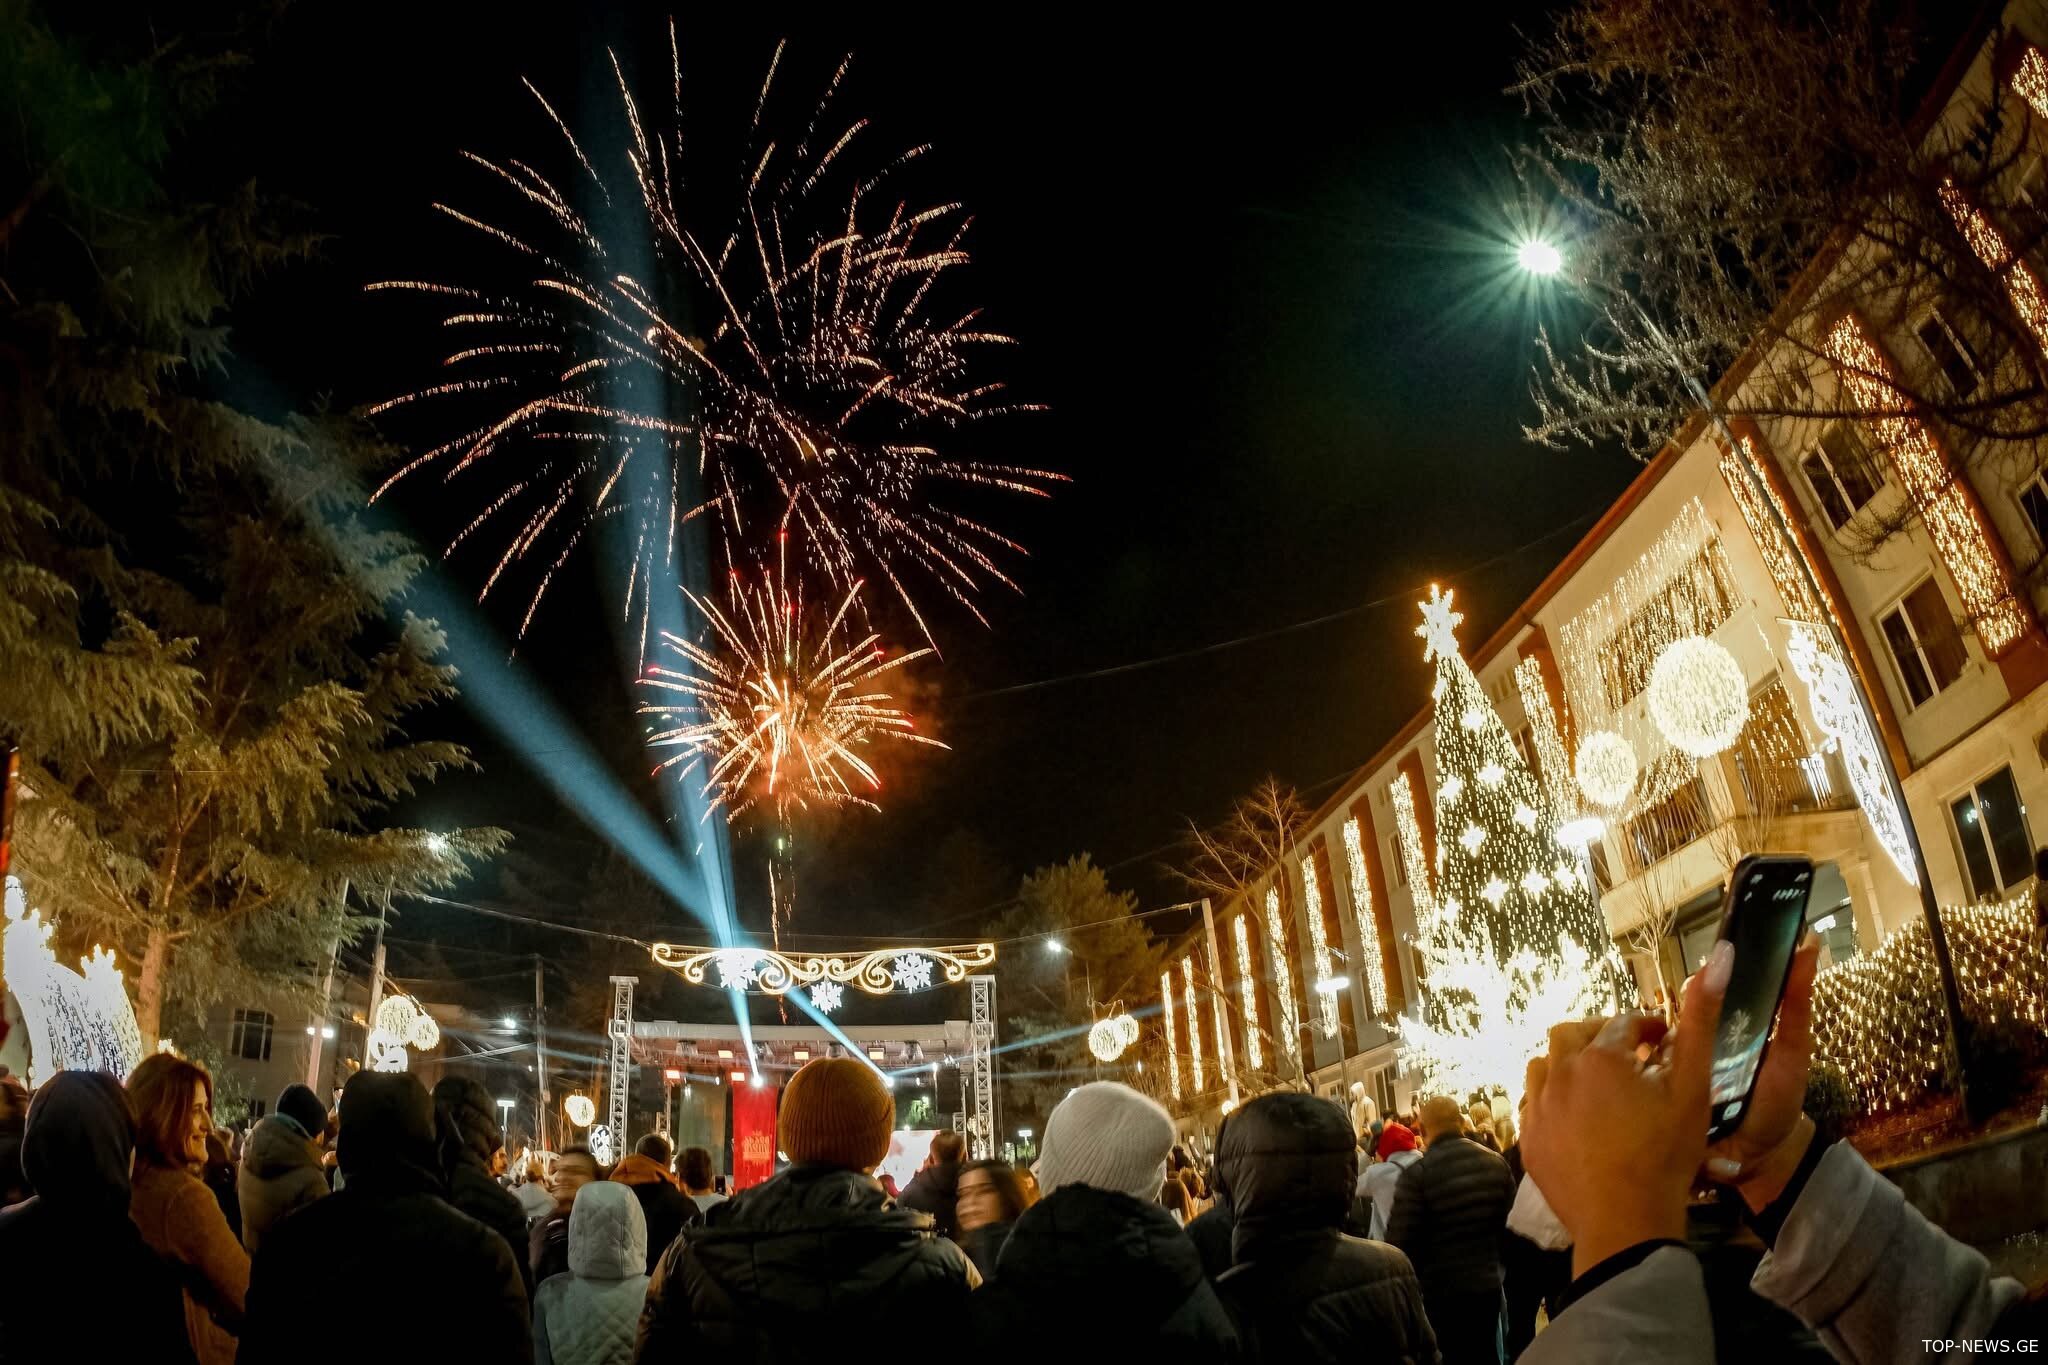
1516;932;2038;1362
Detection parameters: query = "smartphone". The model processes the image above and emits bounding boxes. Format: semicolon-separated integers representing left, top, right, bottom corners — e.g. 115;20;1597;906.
1705;854;1813;1141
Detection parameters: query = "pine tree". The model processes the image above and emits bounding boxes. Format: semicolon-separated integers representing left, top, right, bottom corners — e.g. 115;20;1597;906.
1401;586;1624;1102
0;6;506;1042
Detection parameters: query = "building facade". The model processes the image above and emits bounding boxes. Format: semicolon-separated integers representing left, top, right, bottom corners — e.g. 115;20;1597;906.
1155;3;2048;1136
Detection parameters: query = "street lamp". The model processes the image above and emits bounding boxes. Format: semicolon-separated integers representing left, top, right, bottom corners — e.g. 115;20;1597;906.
496;1097;514;1135
1044;938;1065;955
1516;236;1978;1107
1313;976;1351;995
1515;237;1564;278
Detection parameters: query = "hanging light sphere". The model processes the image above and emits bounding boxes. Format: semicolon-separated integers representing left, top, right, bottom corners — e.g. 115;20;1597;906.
1646;635;1749;758
564;1094;596;1128
1088;1012;1142;1063
1574;730;1639;809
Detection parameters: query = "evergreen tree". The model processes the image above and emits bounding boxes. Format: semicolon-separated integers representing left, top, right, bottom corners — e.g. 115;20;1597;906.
0;5;504;1040
1401;586;1623;1102
985;856;1160;1134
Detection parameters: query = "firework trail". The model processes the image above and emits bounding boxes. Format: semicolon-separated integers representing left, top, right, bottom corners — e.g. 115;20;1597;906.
639;536;946;825
368;26;1058;647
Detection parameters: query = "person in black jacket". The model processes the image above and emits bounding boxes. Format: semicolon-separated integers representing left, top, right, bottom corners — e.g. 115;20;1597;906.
1500;1137;1571;1357
239;1071;530;1364
953;1157;1033;1279
1386;1094;1517;1365
610;1132;699;1273
896;1128;965;1240
0;1071;197;1365
1212;1092;1437;1362
971;1081;1237;1362
635;1057;971;1360
430;1075;534;1295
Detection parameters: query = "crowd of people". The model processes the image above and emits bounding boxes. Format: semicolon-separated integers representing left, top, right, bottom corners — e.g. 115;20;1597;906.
0;939;2042;1363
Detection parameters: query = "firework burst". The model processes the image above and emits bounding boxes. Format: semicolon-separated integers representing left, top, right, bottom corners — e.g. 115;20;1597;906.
369;27;1058;646
640;542;945;823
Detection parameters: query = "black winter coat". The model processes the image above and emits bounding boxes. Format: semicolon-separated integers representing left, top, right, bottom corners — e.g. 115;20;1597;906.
0;1073;197;1365
895;1159;962;1240
1212;1092;1437;1364
1185;1198;1235;1280
431;1076;532;1293
1384;1132;1516;1304
239;1072;531;1365
635;1164;972;1361
973;1184;1239;1363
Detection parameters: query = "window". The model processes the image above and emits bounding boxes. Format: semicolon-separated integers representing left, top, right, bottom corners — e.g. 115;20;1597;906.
2016;155;2048;242
2019;472;2048;549
1950;767;2034;901
1879;579;1968;707
1512;726;1541;786
1385;831;1405;888
1915;310;1982;400
1800;424;1883;530
230;1008;274;1062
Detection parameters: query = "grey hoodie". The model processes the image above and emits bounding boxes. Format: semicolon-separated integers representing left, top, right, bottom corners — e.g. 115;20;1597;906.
236;1114;328;1256
1522;1141;2027;1364
533;1180;649;1365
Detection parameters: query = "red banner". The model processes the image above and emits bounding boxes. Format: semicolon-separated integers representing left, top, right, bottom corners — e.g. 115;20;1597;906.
731;1080;779;1190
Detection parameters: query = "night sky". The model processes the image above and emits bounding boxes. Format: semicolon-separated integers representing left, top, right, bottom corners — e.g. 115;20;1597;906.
216;5;1640;984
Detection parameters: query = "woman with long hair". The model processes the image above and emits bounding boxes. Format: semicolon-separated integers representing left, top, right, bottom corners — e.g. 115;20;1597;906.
954;1158;1036;1279
127;1053;250;1365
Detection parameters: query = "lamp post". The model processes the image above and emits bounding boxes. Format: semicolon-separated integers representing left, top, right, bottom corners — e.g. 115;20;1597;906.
1515;239;1976;1108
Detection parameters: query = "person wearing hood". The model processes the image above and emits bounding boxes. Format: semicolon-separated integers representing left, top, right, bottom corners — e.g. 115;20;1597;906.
1212;1092;1437;1362
534;1181;650;1365
1360;1121;1423;1241
610;1133;697;1273
431;1075;535;1293
237;1071;530;1364
971;1082;1238;1362
0;1071;197;1364
127;1054;250;1365
237;1084;330;1256
635;1057;973;1359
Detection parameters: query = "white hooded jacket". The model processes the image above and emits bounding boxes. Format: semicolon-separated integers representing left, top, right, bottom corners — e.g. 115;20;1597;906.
533;1180;650;1365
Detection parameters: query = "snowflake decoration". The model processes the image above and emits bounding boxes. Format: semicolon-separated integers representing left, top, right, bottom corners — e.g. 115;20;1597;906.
1461;708;1486;732
1477;763;1507;787
1481;878;1510;906
716;951;760;990
807;980;844;1014
1459;824;1486;854
890;954;935;991
1438;775;1464;806
1512;802;1538;830
1520;869;1551;898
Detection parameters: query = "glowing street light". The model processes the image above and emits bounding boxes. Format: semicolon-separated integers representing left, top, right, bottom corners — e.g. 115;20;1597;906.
1044;938;1065;955
1515;238;1564;277
1313;975;1351;995
424;832;450;856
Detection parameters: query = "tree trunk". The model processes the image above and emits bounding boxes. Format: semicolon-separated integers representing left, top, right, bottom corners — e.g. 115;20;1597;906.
135;928;171;1045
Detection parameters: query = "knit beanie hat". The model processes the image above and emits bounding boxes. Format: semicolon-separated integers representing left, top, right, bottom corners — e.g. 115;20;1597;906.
778;1058;895;1172
276;1084;328;1141
1034;1081;1173;1202
1376;1121;1418;1159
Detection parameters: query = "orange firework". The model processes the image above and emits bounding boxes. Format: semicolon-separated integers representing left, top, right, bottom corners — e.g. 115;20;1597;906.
639;545;945;823
369;27;1058;648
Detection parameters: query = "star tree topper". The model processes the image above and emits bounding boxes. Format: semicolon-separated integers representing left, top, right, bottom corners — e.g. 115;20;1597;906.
1417;584;1464;663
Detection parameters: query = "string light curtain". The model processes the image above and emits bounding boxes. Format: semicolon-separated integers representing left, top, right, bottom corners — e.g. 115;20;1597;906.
1233;915;1264;1070
1301;852;1340;1038
1181;955;1204;1091
1555;500;1739;819
1939;179;2048;361
1160;971;1181;1102
1514;656;1580;824
1262;886;1303;1069
1822;311;2031;655
1391;773;1436;927
1207;938;1234;1084
1340;818;1390;1015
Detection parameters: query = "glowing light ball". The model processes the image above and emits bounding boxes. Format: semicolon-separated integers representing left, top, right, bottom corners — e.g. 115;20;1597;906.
1646;635;1749;758
1573;730;1639;809
1087;1012;1142;1063
565;1094;596;1128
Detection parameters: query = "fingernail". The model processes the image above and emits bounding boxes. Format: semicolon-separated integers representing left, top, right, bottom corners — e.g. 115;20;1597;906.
1705;1157;1743;1181
1705;940;1734;994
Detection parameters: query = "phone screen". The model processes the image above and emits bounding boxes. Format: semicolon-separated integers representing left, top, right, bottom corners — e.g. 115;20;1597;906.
1708;858;1812;1121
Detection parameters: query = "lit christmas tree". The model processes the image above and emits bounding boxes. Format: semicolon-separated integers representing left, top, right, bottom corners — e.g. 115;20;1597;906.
1400;586;1627;1103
